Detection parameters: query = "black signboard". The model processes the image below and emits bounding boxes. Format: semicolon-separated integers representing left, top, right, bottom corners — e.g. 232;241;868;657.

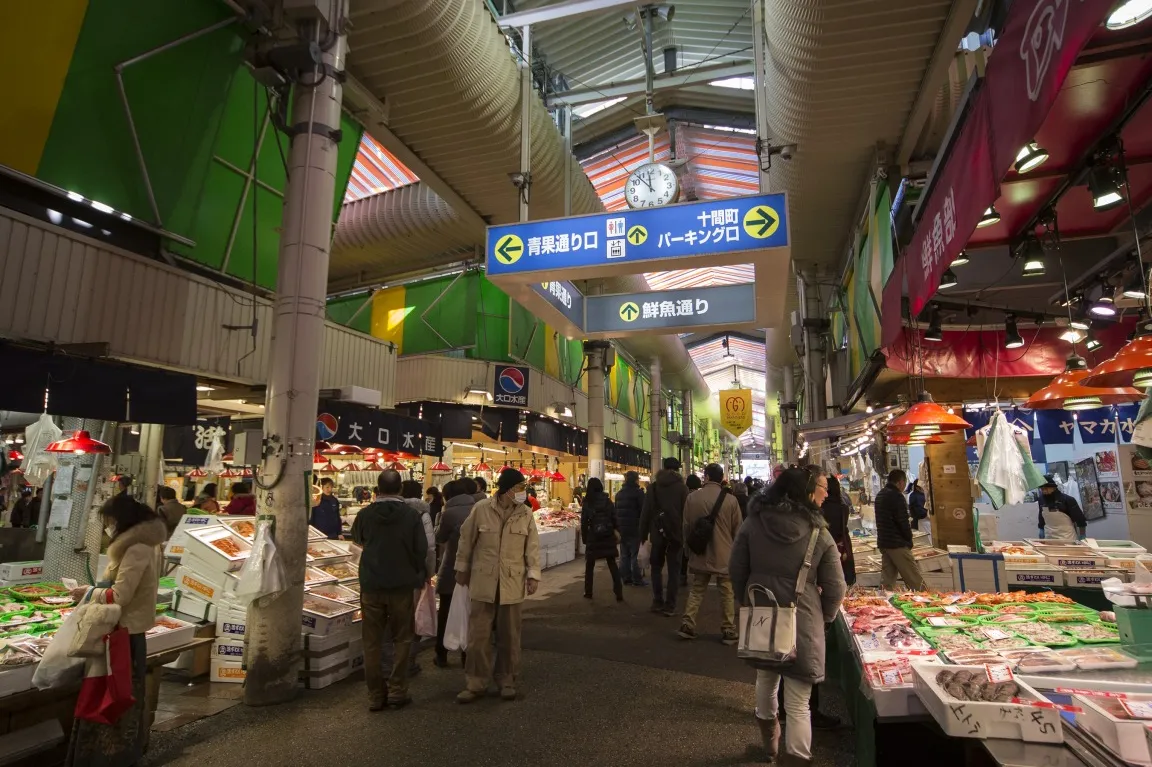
317;400;442;457
163;417;232;465
493;365;530;407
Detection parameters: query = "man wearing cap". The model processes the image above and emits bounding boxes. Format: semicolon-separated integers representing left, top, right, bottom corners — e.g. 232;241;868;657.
455;467;541;703
1038;475;1087;541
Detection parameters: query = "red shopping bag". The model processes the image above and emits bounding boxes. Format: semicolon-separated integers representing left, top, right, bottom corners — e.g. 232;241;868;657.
74;626;135;724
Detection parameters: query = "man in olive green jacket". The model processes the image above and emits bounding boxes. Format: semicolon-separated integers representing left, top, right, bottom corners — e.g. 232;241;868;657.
455;468;541;703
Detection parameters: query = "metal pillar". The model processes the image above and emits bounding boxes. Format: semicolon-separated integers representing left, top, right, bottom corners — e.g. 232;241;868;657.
562;106;573;216
519;25;532;223
649;357;662;476
584;341;608;481
751;0;771;193
244;19;347;707
796;273;827;423
680;390;693;474
782;363;796;462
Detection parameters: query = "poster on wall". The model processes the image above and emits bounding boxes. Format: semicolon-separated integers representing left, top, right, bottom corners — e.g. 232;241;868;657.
1075;457;1105;521
1095;448;1124;513
1119;444;1152;512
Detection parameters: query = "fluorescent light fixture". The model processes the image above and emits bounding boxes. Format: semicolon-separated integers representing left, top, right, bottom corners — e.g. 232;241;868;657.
196;385;214;392
73;218;92;228
1070;315;1090;331
977;206;1001;228
1014;142;1049;174
90;200;114;214
701;123;757;134
66;191;84;202
47;209;63;225
466;386;493;401
1107;0;1152;29
120;212;132;221
573;97;627;118
710;77;754;90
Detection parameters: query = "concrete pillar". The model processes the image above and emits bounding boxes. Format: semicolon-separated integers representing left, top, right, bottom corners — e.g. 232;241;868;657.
138;423;165;503
649;357;662;476
584;341;608;481
680;390;693;474
42;418;110;583
244;18;347;707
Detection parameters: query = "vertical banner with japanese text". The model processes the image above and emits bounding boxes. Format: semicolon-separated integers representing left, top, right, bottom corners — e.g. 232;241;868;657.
719;390;754;437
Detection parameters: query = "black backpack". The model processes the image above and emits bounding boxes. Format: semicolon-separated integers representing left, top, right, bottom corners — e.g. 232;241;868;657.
686;489;729;556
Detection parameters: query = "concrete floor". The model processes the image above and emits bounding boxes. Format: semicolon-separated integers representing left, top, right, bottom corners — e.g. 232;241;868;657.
140;559;856;767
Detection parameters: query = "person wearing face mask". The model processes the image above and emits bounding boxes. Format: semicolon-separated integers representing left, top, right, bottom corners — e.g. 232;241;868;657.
454;468;541;704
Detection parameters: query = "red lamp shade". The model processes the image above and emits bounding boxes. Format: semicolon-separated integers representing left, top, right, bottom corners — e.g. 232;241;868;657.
314;440;332;453
363;460;385;472
886;394;971;434
45;430;112;455
323;443;363;456
317;461;338;473
1025;355;1142;410
362;447;383;458
388;461;408;472
430;461;452;473
218;468;239;478
187;467;209;478
242;467;253;478
527;468;546;479
7;449;23;462
341;462;362;472
222;453;234;464
550;470;567;482
1081;335;1152;390
886;434;945;446
473;461;492;473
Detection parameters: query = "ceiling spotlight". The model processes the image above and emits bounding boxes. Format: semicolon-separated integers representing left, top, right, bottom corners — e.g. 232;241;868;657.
1107;0;1152;29
1060;328;1085;344
1005;316;1024;349
1014;142;1050;174
1123;269;1147;300
951;251;970;267
1021;239;1046;277
977;206;1001;229
1070;312;1090;331
1089;165;1125;211
1090;294;1117;317
939;268;959;290
1085;333;1103;352
925;306;943;342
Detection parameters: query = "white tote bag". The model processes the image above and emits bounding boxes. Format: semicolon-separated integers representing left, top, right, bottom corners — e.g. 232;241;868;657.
737;529;820;665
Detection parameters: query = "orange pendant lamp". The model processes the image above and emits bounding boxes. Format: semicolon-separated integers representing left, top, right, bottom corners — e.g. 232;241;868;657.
1025;355;1142;410
45;430;112;455
886;393;972;434
323;443;363;456
429;461;453;473
886;434;946;446
1081;331;1152;390
473;460;492;473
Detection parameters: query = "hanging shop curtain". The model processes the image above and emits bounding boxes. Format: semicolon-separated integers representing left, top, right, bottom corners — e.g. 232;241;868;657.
318;399;442;457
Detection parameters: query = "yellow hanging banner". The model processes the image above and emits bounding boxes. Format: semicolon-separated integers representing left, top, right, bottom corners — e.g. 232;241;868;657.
719;389;754;437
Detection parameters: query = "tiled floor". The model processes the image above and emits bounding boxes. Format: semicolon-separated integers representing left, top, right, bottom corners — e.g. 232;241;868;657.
152;677;243;732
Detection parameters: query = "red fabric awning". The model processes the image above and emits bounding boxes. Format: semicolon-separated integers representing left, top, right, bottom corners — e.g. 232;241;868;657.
881;0;1115;347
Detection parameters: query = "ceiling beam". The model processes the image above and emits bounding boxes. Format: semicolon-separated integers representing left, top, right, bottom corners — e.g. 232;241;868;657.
549;61;754;107
496;0;646;28
896;0;981;168
342;75;489;235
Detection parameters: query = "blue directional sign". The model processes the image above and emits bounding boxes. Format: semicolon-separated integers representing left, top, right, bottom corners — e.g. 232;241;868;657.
530;280;584;328
486;193;788;276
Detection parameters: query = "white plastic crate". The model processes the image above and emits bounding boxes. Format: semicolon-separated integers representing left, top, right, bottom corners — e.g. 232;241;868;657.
911;664;1062;743
1075;693;1152;766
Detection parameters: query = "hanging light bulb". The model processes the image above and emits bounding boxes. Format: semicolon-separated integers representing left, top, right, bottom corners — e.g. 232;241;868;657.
925;306;943;342
951;251;970;267
977;206;1001;228
939;268;959;290
1089;293;1117;318
1014;142;1050;174
1004;316;1025;349
1089;165;1125;211
1107;0;1152;29
1085;333;1103;352
1060;327;1086;344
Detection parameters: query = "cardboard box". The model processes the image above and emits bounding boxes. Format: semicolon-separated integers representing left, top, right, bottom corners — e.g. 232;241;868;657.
209;659;246;684
0;561;43;582
1005;564;1064;587
1065;568;1130;588
212;638;246;661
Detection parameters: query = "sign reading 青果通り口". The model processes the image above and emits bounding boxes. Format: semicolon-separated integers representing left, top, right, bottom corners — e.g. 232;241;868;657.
486;194;788;277
584;284;755;334
493;365;531;407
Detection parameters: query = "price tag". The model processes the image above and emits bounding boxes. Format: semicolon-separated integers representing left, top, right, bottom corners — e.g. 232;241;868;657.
1009;698;1083;714
1055;688;1128;699
911;595;933;604
982;628;1012;641
895;649;937;656
985;663;1015;683
880;668;906;686
943;605;962;614
1121;699;1152;720
857;636;881;651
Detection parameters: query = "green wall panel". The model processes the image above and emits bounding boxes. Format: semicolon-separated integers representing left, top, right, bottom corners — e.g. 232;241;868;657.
326;294;372;335
402;276;476;354
473;278;510;362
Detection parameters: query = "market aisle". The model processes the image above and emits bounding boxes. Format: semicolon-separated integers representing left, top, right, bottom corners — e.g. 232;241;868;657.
141;560;854;767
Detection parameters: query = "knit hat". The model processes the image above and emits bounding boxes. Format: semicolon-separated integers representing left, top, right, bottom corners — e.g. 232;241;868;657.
1041;474;1058;488
497;467;526;494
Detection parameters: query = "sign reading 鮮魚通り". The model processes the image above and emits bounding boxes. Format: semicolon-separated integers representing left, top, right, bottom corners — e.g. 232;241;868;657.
584;284;755;333
485;194;788;277
493;365;531;407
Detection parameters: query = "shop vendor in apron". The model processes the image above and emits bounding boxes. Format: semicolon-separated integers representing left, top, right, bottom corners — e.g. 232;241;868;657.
1037;475;1087;541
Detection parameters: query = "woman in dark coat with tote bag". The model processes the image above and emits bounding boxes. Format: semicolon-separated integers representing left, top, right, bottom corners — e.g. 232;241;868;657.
581;478;624;602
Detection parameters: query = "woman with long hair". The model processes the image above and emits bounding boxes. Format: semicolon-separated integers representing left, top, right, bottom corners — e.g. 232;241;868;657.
730;468;847;766
821;475;856;586
581;478;624;602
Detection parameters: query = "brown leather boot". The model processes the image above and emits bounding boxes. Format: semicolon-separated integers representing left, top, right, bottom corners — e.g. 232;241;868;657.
757;716;779;761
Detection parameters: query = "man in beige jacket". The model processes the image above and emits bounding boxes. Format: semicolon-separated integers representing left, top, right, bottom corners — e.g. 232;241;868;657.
679;463;743;644
455;468;541;703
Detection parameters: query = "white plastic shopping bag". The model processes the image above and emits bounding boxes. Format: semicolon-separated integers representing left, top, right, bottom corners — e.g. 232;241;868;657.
415;583;437;638
32;595;91;689
235;519;285;603
638;541;652;572
443;584;469;651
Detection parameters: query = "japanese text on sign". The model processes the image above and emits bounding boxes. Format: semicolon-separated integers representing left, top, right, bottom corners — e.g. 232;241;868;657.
527;232;599;257
641;298;708;319
921;187;958;285
658;209;741;249
541;281;573;309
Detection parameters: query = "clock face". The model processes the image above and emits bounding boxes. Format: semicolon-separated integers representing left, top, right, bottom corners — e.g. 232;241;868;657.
625;162;679;209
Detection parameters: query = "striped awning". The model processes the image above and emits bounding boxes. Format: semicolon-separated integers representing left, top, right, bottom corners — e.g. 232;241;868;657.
343;134;420;203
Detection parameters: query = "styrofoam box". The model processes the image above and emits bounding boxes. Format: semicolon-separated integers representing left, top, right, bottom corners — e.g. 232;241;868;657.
1005;565;1064;587
301;595;357;635
210;658;246;684
305;540;353;565
304;645;349;672
856;570;884;588
0;561;43;581
145;615;197;654
913;549;952;573
212;638;245;661
1108;555;1139;571
1064;568;1130;588
216;604;248;639
922;571;957;591
300;659;349;689
1085;539;1148;555
221;516;258;541
171;589;218;623
184;526;252;572
174;564;236;604
303;626;358;653
911;664;1063;743
164;515;226;559
1075;693;1152;766
0;662;37;699
1048;554;1109;569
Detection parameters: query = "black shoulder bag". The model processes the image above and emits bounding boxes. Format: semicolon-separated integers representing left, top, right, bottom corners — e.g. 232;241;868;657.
686;489;729;556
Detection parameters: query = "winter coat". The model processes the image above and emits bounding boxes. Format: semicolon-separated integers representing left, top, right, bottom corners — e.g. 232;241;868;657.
158;499;187;539
682;482;743;576
729;498;846;683
730;482;750;520
192;494;220;513
435;494;474;595
820;498;856;586
875;483;913;549
10;498;34;528
909;489;928;522
404;498;437;583
613;482;645;539
581;491;620;560
429;497;443;528
639;469;689;543
310;493;343;540
224;493;256;516
92;517;166;634
456;495;541;605
351;497;428;591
